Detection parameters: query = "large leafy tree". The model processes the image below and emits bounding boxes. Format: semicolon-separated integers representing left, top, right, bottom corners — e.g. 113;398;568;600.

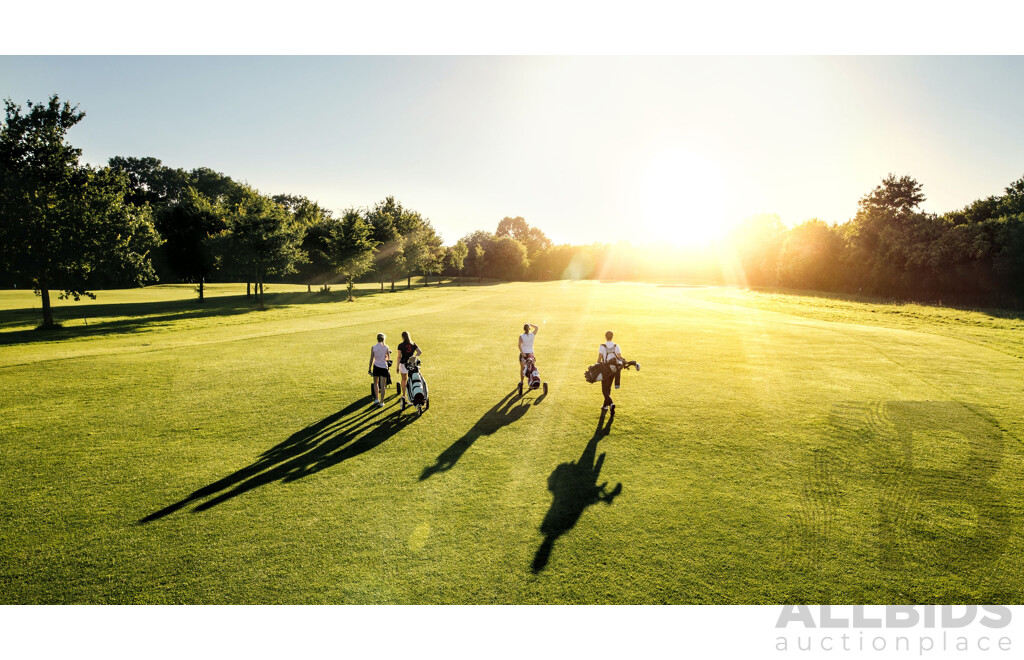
367;196;413;292
213;185;304;307
279;195;338;291
108;156;191;207
496;215;551;260
487;235;529;280
402;218;444;287
446;239;468;284
156;186;226;302
776;219;843;290
0;95;161;328
335;209;378;300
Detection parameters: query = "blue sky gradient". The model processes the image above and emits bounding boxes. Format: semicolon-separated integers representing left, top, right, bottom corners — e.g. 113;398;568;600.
2;56;1023;245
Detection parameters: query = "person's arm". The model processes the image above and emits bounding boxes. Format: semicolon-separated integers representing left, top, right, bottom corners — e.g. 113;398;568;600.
414;345;422;357
369;347;374;374
518;335;524;353
530;323;539;335
598;345;605;363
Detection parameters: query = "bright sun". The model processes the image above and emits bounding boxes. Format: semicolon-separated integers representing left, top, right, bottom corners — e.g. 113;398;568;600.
637;150;731;248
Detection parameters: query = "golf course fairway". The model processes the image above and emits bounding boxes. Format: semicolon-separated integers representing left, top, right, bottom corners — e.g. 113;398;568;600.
2;281;1023;604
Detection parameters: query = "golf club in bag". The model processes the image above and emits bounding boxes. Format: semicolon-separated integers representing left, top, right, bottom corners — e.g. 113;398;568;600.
519;353;548;397
401;356;429;416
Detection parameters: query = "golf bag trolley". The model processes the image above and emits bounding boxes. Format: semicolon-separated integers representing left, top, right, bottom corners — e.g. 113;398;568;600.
519;353;548;397
400;356;430;415
369;359;394;400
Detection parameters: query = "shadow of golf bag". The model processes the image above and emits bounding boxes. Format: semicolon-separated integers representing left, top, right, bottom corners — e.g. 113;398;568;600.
584;357;639;384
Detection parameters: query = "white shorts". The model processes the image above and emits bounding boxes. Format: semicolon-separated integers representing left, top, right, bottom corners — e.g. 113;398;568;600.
398;363;409;375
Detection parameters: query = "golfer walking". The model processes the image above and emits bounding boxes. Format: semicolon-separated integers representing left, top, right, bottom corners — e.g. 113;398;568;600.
519;322;539;388
396;331;422;406
598;330;625;413
368;333;391;408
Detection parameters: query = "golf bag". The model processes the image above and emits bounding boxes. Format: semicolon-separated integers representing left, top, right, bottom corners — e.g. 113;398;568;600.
523;354;542;390
404;357;429;408
584;356;639;383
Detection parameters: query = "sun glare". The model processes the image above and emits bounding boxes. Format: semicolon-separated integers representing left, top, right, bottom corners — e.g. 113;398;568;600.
637;150;731;248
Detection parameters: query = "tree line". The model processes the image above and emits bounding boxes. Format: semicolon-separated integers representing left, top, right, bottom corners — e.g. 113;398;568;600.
4;95;1024;331
730;173;1024;306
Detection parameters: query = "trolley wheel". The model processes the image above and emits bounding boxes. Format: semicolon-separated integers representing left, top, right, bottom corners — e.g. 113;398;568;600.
425;399;430;411
417;406;423;418
543;382;548;395
518;382;523;397
396;383;402;396
401;399;407;411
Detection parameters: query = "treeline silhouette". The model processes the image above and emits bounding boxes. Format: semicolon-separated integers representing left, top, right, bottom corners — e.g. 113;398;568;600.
728;174;1024;306
4;95;1023;309
7;151;1023;310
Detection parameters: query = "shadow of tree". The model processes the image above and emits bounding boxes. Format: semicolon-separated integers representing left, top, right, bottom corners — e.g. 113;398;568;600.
139;396;414;523
419;388;533;480
531;410;622;573
0;286;423;345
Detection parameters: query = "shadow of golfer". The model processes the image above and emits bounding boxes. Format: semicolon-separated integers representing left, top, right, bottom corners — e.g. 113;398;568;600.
140;396;414;523
419;388;532;480
531;410;621;573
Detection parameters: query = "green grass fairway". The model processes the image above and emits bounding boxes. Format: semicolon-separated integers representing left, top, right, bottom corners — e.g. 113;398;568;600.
2;281;1023;603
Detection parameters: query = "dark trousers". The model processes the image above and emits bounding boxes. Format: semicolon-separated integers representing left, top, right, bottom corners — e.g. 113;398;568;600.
601;373;613;407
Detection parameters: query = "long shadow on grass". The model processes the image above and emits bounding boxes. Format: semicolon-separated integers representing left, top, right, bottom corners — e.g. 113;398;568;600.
0;287;410;345
419;388;534;480
531;410;621;573
140;397;415;522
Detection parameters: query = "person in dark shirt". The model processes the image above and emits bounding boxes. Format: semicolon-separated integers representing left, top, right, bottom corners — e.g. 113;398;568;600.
396;331;422;405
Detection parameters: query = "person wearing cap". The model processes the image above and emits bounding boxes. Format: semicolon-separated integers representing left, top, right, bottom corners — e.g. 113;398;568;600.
598;330;625;413
518;322;539;389
368;333;391;408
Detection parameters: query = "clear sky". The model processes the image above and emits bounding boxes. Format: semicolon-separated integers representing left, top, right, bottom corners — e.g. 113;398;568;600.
2;56;1023;246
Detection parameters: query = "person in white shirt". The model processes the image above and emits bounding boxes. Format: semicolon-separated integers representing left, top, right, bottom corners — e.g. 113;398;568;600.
598;330;625;413
518;322;539;388
368;333;391;408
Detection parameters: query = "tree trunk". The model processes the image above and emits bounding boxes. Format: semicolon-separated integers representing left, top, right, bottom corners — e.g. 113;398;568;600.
380;274;384;293
407;275;411;289
307;282;311;293
40;285;54;328
199;279;205;303
246;281;251;298
390;275;395;293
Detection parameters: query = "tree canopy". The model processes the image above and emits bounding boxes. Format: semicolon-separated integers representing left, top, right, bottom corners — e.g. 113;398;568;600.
0;95;161;327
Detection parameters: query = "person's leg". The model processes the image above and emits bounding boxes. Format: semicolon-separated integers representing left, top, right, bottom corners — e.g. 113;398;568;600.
373;375;380;403
400;373;408;402
601;374;613;409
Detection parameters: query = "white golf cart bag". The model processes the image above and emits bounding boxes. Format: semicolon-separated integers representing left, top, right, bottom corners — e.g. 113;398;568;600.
405;357;428;406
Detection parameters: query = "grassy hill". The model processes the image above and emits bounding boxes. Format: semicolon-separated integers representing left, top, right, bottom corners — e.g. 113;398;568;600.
1;281;1022;603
